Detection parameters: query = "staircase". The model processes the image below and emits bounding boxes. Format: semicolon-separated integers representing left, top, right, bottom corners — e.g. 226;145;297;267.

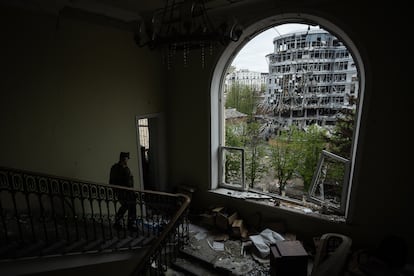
171;248;230;276
0;167;190;275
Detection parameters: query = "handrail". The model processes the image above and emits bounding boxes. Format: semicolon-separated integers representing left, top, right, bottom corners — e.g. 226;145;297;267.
132;192;190;275
0;166;191;274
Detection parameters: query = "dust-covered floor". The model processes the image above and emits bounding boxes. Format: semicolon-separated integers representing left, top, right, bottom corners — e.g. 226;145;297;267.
179;223;271;275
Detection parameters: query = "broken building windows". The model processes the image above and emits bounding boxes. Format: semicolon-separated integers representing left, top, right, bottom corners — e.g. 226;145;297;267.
213;19;364;221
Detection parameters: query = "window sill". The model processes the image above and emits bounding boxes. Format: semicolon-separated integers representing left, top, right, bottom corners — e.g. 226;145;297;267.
208;188;346;223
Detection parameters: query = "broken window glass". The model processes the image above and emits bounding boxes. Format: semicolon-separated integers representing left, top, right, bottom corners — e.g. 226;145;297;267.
308;150;350;215
221;146;245;190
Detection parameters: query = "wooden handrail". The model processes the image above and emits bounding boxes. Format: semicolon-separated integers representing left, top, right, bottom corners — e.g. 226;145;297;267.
132;192;190;275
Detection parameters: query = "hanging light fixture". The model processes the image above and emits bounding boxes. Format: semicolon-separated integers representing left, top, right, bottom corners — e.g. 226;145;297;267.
134;0;243;68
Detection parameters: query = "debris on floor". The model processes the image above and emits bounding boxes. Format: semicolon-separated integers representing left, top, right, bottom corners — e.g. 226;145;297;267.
183;220;271;275
177;206;311;275
249;228;285;258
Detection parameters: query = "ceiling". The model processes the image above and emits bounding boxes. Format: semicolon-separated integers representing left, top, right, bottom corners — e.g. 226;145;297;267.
0;0;255;23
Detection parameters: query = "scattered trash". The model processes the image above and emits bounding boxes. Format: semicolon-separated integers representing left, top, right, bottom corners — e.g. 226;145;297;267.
214;233;229;241
189;223;208;233
207;240;225;251
249;228;285;258
194;232;207;241
232;219;248;238
183;223;270;275
215;257;256;275
136;218;166;232
241;241;253;256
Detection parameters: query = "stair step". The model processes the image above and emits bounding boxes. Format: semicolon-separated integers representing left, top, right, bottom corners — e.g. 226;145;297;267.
15;240;46;258
177;245;263;275
142;236;155;246
115;237;133;249
100;237;119;250
0;242;19;258
171;257;224;276
129;237;145;248
129;235;155;249
83;239;103;252
179;246;217;264
63;239;87;254
0;247;149;276
173;247;231;276
41;240;67;255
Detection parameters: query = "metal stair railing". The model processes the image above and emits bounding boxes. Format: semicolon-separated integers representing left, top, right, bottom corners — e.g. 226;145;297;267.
0;166;190;274
133;190;190;275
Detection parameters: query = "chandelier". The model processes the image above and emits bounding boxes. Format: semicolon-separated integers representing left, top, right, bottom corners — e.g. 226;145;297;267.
134;0;243;68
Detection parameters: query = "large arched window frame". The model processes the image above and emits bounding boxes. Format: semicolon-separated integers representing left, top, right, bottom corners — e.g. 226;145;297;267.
210;13;365;221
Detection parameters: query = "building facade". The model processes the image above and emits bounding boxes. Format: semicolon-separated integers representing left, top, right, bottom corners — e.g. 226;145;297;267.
262;29;358;131
225;69;268;93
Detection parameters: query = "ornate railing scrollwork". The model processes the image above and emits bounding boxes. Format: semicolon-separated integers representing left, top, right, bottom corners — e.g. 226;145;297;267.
0;166;190;275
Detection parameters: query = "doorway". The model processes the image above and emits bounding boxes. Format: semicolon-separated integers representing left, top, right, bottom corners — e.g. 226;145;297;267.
136;113;167;192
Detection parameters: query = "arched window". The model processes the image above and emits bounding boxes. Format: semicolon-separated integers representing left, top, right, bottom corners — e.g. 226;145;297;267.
211;14;365;221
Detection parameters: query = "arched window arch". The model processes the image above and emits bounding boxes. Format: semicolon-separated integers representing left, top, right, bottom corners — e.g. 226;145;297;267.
210;13;365;221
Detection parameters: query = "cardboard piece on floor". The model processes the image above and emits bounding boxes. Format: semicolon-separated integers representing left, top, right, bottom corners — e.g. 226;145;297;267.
214;233;229;241
216;210;238;231
232;219;248;238
198;213;215;227
211;207;225;213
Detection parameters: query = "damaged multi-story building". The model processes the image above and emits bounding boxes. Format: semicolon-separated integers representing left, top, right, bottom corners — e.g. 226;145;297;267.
262;29;359;132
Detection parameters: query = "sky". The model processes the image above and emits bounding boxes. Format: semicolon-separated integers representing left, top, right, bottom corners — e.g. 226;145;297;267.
231;24;320;73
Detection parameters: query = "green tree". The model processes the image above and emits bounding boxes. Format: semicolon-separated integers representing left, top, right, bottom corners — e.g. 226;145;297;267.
260;83;267;93
296;124;328;191
225;83;257;116
269;126;302;195
243;121;267;188
226;123;243;147
327;95;356;159
224;124;244;184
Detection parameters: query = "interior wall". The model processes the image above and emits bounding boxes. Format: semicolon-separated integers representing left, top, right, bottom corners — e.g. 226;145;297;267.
165;1;412;261
0;6;165;185
166;52;213;192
